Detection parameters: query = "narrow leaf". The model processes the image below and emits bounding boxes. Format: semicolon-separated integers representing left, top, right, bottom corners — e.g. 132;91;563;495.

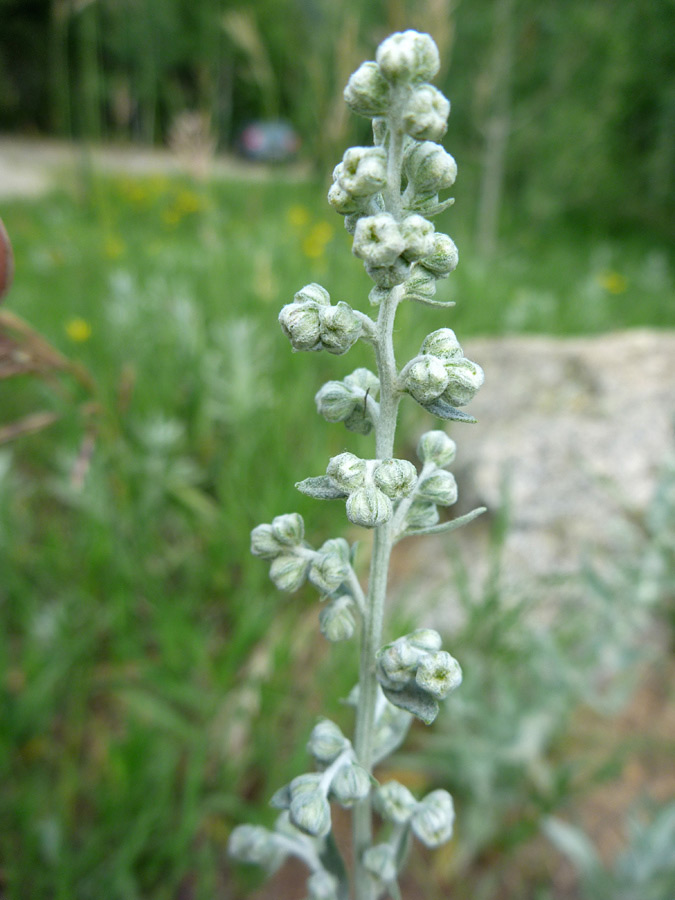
406;294;457;308
422;397;477;423
403;507;487;539
295;476;347;500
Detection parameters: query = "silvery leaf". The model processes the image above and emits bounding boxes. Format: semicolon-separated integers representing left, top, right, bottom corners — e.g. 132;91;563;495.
381;682;440;725
296;476;348;500
403;506;487;539
422;397;477;423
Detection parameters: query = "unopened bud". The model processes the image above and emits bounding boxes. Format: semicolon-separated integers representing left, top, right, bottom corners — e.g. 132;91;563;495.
415;650;462;699
364;258;410;288
344;367;380;395
346;486;393;528
404;263;437;299
400;214;436;261
339;147;387;197
289;775;331;837
405;356;449;404
405;501;440;530
375;781;418;825
330;763;371;806
307;870;339;900
271;512;304;545
363;843;397;883
327;452;367;491
442;358;484;406
344;61;390;117
315;381;357;423
309;539;350;593
420;327;462;359
319;302;362;355
279;303;321;351
407;629;443;652
417;430;457;467
417;469;458;506
376;637;424;688
307;719;349;764
250;523;283;559
402;85;450;142
420;233;459;276
319;595;356;642
295;283;330;306
376;30;440;83
269;554;309;593
404;141;457;194
353;214;405;267
411;790;455;848
374;458;418;499
228;824;286;871
327;180;360;214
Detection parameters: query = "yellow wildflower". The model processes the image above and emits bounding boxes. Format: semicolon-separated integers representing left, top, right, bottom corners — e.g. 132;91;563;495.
287;205;311;227
311;221;334;244
66;318;92;343
597;271;628;294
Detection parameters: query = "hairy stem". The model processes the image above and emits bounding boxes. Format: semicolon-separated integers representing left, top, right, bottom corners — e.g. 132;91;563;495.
353;92;407;896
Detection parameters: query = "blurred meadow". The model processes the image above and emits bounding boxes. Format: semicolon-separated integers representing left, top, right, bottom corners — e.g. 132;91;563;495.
1;1;675;899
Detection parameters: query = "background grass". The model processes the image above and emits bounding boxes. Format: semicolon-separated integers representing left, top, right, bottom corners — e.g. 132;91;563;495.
1;171;674;899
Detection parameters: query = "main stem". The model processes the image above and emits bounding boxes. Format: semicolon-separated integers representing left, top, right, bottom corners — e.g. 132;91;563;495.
352;109;406;900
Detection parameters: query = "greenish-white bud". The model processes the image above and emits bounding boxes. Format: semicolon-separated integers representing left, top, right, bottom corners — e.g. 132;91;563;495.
346;486;393;528
442;358;485;406
269;554;309;593
315;381;357;423
363;843;397;884
405;501;440;529
339;146;387;197
307;870;339;900
279;303;322;351
376;30;440;83
271;512;304;545
327;452;367;491
319;302;362;355
327;180;360;214
405;356;450;404
250;523;283;559
418;469;458;506
420;327;463;359
420;233;459;276
374;458;418;499
228;824;286;871
344;367;380;395
307;719;350;764
295;283;330;306
353;214;406;267
417;430;457;467
364;258;410;288
411;789;455;848
402;84;450;142
375;781;418;824
330;763;371;806
404;141;457;194
309;541;350;594
404;263;437;299
344;407;374;435
407;628;443;652
376;637;424;687
344;61;390;117
415;650;462;699
400;214;436;262
289;774;331;837
319;595;356;642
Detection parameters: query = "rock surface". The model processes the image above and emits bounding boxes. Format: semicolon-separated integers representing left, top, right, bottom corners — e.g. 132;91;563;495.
400;329;675;618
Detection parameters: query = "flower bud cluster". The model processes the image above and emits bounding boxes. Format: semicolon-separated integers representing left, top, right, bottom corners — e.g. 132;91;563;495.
272;721;371;837
375;782;455;848
328;146;387;217
319;594;356;642
251;513;310;593
228;823;288;872
403;328;484;409
376;629;462;702
315;367;380;435
279;283;362;355
326;452;418;528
